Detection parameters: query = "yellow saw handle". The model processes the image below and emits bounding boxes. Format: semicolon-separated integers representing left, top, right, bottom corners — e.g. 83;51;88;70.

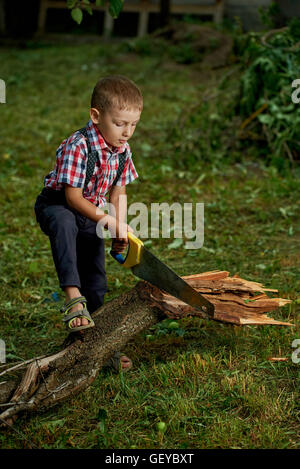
110;232;144;268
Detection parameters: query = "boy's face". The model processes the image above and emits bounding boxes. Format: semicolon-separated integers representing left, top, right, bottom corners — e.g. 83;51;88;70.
90;107;141;149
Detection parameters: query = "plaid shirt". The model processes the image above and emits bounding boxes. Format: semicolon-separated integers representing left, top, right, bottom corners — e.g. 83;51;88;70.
44;119;138;207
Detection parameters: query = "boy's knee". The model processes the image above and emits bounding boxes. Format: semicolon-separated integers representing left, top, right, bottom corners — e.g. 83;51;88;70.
43;206;77;236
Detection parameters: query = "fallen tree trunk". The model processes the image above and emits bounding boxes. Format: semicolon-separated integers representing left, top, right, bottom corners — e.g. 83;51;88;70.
0;271;292;425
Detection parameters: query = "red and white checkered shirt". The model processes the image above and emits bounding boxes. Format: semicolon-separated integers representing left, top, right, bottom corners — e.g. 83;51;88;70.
44;120;138;207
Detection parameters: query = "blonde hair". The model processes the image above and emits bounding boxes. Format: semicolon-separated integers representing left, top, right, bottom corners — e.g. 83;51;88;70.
91;75;143;113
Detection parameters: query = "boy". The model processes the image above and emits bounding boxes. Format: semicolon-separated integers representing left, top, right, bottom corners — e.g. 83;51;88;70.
34;75;142;370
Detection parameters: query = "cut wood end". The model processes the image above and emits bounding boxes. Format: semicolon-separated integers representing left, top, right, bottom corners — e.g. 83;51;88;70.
182;271;230;281
140;271;292;327
267;357;289;362
182;272;279;294
236;316;293;326
277;299;292;306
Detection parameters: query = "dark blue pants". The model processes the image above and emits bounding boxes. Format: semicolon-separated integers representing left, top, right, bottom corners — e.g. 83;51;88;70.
34;188;107;313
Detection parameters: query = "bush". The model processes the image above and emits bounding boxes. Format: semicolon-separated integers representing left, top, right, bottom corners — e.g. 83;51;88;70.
237;19;300;163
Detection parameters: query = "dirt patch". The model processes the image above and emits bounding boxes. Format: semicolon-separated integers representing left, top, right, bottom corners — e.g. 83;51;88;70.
153;24;234;69
280;251;300;268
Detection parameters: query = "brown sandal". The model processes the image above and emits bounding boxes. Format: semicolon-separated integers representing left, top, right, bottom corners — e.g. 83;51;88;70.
61;296;95;331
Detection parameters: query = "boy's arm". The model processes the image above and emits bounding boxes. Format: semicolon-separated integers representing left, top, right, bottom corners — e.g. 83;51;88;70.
109;185;133;252
109;184;127;226
64;185;129;238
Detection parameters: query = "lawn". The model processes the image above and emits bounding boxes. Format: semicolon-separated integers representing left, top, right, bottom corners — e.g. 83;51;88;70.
0;38;299;449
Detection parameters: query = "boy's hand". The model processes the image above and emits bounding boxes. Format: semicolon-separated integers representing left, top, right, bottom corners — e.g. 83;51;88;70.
111;238;128;254
111;223;133;254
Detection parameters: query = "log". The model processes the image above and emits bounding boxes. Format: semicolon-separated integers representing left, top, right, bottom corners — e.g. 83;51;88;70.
0;271;292;426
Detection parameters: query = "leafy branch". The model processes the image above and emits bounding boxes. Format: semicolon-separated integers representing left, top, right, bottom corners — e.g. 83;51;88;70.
238;19;300;163
66;0;124;24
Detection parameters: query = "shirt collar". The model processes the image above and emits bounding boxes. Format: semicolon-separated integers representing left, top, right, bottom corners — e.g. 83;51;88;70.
86;119;127;155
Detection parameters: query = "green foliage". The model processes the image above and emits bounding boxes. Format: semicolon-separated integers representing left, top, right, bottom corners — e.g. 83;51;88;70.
165;20;300;169
71;7;83;25
121;35;206;65
67;0;123;21
258;1;281;29
289;17;300;40
168;42;203;64
120;37;167;57
108;0;124;19
66;0;77;7
238;20;300;163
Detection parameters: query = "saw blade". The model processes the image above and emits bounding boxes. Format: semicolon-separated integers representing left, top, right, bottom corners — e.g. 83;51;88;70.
131;247;214;317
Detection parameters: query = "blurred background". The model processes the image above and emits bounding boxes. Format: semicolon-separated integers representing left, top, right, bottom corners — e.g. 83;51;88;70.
0;1;300;449
1;0;300;39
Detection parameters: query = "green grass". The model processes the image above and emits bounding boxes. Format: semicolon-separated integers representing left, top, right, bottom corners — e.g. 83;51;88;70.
0;39;299;449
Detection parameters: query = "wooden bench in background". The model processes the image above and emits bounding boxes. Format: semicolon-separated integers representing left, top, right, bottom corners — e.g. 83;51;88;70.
37;0;225;38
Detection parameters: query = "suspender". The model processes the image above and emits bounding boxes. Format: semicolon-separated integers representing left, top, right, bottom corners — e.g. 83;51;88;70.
77;127;127;191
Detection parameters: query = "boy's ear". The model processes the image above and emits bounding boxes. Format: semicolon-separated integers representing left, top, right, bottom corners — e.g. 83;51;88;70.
90;107;100;124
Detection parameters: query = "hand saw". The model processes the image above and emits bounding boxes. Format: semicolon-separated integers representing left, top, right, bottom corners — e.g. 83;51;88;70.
110;233;214;317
